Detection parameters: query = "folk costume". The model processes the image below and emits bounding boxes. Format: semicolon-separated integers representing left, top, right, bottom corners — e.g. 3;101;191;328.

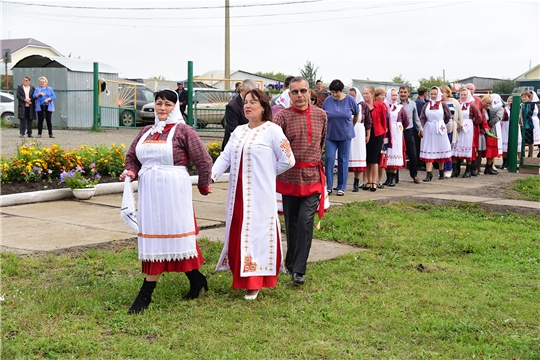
453;90;482;161
419;87;452;163
346;88;372;172
484;94;504;159
501;102;522;155
383;88;410;169
124;93;213;314
274;104;327;278
212;121;295;291
531;92;540;146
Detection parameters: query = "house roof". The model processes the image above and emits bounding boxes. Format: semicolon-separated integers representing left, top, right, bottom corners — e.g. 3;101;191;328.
13;55;118;74
195;69;282;82
0;38;62;56
514;64;540;80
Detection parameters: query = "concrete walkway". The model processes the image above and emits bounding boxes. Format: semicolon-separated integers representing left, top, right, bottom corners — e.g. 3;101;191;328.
1;173;538;263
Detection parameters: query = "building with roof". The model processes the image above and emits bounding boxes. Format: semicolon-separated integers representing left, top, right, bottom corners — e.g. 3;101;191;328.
0;38;62;75
351;79;405;92
515;64;540;92
455;76;504;93
12;55;118;129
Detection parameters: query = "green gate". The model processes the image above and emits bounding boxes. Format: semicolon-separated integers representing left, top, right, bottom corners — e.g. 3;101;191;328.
192;89;236;132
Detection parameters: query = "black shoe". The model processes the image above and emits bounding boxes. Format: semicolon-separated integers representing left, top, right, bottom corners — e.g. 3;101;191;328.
327;189;333;195
451;162;460;178
470;160;478;176
377;183;384;189
388;173;396;187
292;273;305;285
438;170;445;180
462;165;471;178
383;175;391;186
485;164;498;175
352;178;360;192
183;270;208;300
361;183;370;191
423;172;433;182
49;135;55;138
395;170;399;184
128;279;156;314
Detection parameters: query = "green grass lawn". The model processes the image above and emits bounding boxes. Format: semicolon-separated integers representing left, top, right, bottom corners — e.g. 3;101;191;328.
2;201;539;359
509;176;540;202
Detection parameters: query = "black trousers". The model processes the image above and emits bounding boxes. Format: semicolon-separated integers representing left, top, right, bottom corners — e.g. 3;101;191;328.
37;106;53;136
283;193;320;275
403;128;418;178
19;107;33;136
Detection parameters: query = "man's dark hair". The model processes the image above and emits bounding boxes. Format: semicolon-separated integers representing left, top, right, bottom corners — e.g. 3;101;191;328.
316;80;322;84
154;89;178;103
284;76;294;88
399;85;410;92
328;79;345;92
417;86;427;96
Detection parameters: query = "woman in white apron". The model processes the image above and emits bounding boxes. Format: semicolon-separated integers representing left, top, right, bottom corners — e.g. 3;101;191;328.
121;90;213;314
419;86;452;181
212;89;295;300
383;88;409;186
481;94;504;175
453;89;482;178
346;87;372;191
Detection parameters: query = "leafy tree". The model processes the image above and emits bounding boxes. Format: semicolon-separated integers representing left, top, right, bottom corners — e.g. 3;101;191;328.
299;60;319;89
152;75;167;81
255;71;292;82
492;79;518;94
1;75;13;91
392;74;408;84
418;76;446;88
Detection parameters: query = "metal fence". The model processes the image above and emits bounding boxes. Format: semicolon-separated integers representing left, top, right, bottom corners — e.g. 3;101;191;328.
519;101;540;169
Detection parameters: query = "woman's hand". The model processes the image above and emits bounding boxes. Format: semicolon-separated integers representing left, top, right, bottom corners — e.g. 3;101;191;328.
418;130;424;138
119;170;136;181
198;185;213;196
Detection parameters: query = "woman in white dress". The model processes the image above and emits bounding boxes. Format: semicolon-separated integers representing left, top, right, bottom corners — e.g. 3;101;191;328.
531;92;540;156
419;86;452;181
383;88;409;186
121;90;214;314
453;89;482;178
212;89;295;300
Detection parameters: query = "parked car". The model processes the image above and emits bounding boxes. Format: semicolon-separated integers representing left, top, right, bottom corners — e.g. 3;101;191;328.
140;88;232;128
116;84;155;127
0;93;15;124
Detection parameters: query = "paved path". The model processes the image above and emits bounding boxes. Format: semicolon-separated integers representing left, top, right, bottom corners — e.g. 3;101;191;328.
1;173;538;263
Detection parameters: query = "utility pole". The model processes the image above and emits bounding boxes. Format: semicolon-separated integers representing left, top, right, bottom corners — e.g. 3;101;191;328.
224;0;231;90
443;69;445;83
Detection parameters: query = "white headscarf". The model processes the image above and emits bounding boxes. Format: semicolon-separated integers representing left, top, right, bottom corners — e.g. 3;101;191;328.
275;89;291;108
429;86;442;106
490;94;503;109
384;88;397;106
349;87;364;104
532;91;540;102
150;90;184;135
459;89;474;105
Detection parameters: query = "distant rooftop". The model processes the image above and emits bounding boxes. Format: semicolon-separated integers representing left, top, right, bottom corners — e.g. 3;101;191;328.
0;38;62;56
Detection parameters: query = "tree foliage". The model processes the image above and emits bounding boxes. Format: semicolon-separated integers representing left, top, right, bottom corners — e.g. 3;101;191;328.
299;60;319;89
392;74;408;84
255;71;292;82
492;79;518;95
418;76;446;89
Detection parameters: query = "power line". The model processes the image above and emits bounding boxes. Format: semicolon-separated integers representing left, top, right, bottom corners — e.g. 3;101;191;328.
2;0;325;10
2;2;426;21
3;2;469;28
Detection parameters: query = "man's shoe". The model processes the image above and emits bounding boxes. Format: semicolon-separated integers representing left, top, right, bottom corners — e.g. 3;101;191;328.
292;273;305;285
413;176;421;184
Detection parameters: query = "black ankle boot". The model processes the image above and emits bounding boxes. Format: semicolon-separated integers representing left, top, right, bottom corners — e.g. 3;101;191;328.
438;169;445;180
451;162;460;178
383;173;391;186
462;165;471;178
423;171;433;182
395;170;399;184
499;158;507;170
388;173;396;187
470;160;478;176
183;269;208;300
352;178;360;192
485;164;498;175
128;279;156;314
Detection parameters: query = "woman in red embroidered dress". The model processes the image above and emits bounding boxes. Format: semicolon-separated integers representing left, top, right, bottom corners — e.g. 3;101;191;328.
121;89;213;314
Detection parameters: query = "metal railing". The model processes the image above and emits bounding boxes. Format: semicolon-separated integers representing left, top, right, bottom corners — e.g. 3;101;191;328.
193;89;236;133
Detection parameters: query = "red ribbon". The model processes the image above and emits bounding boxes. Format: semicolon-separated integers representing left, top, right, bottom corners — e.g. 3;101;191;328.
294;160;326;219
152;123;176;140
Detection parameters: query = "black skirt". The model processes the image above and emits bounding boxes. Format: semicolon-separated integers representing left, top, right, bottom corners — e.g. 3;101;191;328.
366;134;383;164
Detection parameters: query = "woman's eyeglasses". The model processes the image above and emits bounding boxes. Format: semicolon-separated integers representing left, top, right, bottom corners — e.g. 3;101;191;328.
310;98;317;102
290;89;309;95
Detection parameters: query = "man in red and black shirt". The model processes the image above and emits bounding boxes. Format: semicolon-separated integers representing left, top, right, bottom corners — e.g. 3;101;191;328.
274;76;327;285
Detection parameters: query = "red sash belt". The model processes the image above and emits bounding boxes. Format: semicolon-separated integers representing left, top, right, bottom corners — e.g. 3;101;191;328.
294;161;326;219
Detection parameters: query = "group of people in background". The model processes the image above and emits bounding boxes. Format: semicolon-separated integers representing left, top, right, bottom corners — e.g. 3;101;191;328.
16;76;56;138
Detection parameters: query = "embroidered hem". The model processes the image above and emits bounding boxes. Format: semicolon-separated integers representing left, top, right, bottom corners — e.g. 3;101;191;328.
139;251;198;262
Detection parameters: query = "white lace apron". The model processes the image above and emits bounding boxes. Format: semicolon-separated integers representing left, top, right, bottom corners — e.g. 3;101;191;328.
453;107;474;158
387;105;405;167
348;108;366;169
420;105;452;161
135;126;197;262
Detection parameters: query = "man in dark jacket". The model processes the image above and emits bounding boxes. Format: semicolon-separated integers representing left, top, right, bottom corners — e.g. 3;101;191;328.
221;79;257;150
16;76;36;138
415;86;428;171
175;81;188;120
